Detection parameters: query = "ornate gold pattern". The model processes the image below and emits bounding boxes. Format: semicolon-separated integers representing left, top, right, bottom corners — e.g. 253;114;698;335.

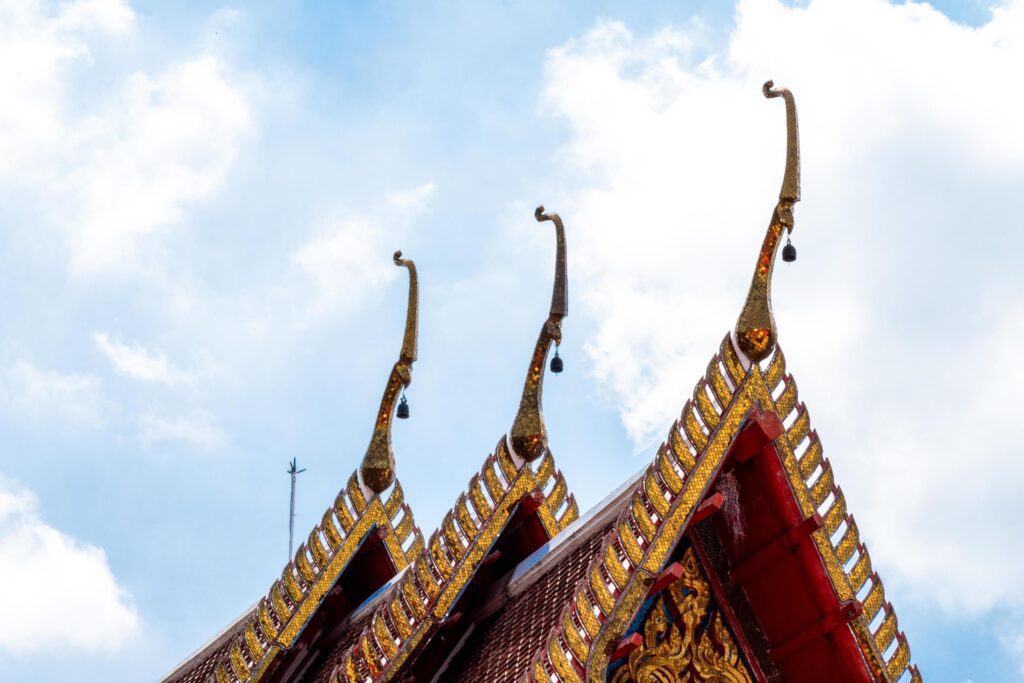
735;81;800;362
362;251;418;493
609;548;752;683
330;207;578;681
522;338;919;682
511;206;568;461
329;440;578;682
522;82;917;683
198;475;422;683
521;336;744;682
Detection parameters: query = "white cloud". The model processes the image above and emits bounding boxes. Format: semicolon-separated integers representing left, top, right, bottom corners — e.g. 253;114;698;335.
388;181;436;210
0;0;135;179
0;0;254;274
0;360;113;429
138;410;228;453
0;476;139;653
292;215;403;317
65;56;254;273
291;182;434;318
92;332;193;385
1000;626;1024;675
544;0;1024;624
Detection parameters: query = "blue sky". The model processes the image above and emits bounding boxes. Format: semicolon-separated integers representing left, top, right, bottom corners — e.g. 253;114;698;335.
1;1;1022;681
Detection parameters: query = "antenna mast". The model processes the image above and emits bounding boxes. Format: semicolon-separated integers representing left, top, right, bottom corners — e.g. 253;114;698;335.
287;458;306;560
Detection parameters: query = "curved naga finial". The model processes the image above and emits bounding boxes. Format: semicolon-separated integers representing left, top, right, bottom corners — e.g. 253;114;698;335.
361;251;418;494
734;80;801;362
510;206;568;462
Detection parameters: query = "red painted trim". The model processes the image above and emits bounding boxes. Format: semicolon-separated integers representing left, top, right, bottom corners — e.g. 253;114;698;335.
689;537;771;683
610;633;644;661
769;601;862;663
646;562;684;598
690;493;725;526
730;513;823;585
440;612;463;630
480;550;502;568
512;490;544;514
730;411;785;463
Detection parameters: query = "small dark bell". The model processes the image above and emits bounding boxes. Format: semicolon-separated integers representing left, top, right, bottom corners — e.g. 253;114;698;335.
396;395;410;419
782;239;797;263
550;349;563;374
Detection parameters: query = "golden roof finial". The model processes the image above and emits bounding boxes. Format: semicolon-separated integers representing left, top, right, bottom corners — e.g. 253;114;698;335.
510;206;568;462
734;80;801;362
361;251;418;494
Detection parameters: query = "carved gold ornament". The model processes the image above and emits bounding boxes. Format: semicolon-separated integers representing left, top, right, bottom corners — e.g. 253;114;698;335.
510;206;568;462
362;251;418;493
735;81;800;363
610;548;752;683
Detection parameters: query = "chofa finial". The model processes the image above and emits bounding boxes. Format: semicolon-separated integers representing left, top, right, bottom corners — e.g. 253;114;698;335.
510;206;568;462
361;251;418;494
734;81;801;363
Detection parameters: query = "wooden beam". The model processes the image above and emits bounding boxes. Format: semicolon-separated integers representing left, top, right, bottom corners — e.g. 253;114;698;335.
646;562;685;599
730;513;823;585
440;612;463;630
480;549;502;568
730;411;784;463
690;493;725;526
609;633;644;661
769;600;862;663
509;490;544;514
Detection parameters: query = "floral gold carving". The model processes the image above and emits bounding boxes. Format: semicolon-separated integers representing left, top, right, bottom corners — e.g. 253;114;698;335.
610;548;751;683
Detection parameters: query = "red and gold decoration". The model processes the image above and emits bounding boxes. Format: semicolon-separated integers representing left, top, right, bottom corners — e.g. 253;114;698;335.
328;207;579;682
167;85;922;683
610;548;752;683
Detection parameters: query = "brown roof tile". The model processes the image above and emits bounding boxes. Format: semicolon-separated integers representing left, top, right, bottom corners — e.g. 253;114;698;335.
303;607;375;683
441;519;612;682
164;615;249;683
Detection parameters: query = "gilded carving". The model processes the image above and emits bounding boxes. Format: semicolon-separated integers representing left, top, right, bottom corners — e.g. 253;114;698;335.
362;251;418;493
735;81;800;363
330;206;579;682
510;206;568;461
610;548;752;683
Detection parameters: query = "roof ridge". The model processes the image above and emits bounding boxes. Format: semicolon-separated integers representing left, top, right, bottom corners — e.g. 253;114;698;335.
505;466;645;599
166;471;422;683
329;437;578;682
521;336;920;682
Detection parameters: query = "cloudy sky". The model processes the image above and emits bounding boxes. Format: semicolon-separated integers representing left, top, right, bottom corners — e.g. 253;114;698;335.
1;0;1022;680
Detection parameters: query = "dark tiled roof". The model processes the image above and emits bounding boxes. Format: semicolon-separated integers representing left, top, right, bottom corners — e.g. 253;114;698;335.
165;615;249;683
304;608;375;683
442;520;613;681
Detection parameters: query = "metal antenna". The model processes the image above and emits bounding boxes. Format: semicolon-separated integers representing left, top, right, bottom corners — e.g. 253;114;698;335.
287;458;307;560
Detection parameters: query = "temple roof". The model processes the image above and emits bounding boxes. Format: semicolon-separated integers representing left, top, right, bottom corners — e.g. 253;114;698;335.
165;83;924;683
163;254;425;683
316;207;578;682
162;474;422;683
523;337;920;681
436;468;642;680
514;81;920;682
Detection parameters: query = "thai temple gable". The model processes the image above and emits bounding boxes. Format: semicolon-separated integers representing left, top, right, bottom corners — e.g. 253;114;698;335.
162;254;426;683
327;438;578;682
521;343;920;682
165;82;925;683
512;82;920;683
324;207;580;682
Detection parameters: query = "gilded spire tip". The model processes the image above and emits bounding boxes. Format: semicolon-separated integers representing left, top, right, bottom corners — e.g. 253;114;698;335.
510;206;568;462
361;251;418;494
534;206;568;318
735;81;801;363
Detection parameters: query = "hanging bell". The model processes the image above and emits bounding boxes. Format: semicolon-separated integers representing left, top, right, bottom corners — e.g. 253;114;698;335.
782;237;797;263
550;348;563;374
396;395;410;419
